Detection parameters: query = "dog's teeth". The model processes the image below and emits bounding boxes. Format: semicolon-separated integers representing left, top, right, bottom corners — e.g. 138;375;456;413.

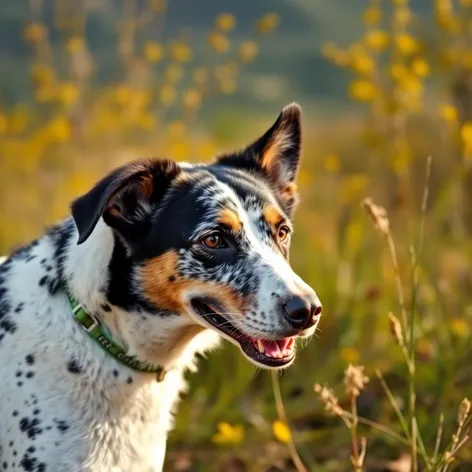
256;340;265;353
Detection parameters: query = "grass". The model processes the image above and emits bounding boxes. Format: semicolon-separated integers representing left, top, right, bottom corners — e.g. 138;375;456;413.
1;1;472;471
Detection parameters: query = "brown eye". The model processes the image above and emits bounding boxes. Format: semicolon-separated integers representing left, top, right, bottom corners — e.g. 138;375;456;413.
201;232;224;249
277;225;290;242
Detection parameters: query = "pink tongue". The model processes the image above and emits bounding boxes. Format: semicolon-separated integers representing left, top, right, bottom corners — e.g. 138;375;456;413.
260;338;293;357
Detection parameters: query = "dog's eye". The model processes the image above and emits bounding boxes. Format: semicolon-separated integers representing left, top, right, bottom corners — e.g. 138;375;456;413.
201;232;226;249
277;225;290;242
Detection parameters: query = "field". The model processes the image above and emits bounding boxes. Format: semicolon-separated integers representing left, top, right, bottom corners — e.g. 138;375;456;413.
0;1;471;471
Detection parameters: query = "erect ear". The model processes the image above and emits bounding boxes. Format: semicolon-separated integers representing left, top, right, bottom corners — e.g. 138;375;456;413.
71;158;181;247
216;102;302;212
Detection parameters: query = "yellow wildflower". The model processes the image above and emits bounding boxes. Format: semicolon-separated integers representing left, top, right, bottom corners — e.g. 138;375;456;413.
322;43;350;67
56;82;80;106
348;79;377;102
65;37;85;54
136;113;157;130
31;63;55;88
159;85;177;106
273;420;291;443
450;319;469;337
411;58;430;77
238;41;258;63
182;88;202;109
364;30;390;51
324;154;340;173
144;41;165;63
351;54;374;75
399;75;423;96
340;347;360;364
169;40;192;63
394;6;411;25
164;64;184;82
438;104;458;122
115;85;132;106
23;21;48;43
255;13;279;34
207;31;230;53
215;13;236;31
0;113;7;134
461;122;472;151
362;6;382;25
7;107;30;135
47;117;71;143
395;33;419;55
35;87;55;103
220;79;237;95
391;63;408;81
212;422;244;445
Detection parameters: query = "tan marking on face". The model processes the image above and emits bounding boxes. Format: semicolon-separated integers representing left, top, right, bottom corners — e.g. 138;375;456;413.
217;208;242;232
263;204;283;229
140;250;247;315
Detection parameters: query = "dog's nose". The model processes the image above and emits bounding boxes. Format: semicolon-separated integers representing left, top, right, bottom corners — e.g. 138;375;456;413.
282;295;322;329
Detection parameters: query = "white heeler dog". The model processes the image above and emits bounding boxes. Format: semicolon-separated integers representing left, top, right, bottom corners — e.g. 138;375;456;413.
0;103;322;472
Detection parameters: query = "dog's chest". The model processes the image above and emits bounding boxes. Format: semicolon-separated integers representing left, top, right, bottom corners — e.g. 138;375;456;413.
1;362;183;472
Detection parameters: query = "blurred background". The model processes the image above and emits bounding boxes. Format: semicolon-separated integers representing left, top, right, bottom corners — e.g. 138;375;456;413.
1;0;472;470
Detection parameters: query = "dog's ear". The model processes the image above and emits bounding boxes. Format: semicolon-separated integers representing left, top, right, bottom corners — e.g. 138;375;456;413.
216;102;302;213
71;159;181;246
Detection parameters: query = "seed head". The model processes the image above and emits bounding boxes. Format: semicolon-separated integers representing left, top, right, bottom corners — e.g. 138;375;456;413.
389;312;404;345
314;384;344;417
458;398;471;426
344;364;369;397
361;197;390;235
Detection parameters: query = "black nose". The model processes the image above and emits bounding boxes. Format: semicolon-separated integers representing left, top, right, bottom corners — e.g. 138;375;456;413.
282;295;322;329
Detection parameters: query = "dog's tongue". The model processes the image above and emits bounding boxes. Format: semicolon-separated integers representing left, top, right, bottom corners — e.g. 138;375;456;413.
253;337;294;358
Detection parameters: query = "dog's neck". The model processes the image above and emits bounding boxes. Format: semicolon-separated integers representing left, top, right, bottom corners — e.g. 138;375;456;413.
56;217;219;372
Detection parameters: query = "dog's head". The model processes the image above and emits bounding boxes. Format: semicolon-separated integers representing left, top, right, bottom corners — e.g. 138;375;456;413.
71;103;322;369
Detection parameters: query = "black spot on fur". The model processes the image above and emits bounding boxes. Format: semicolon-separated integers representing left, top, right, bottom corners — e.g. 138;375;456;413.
126;376;133;384
67;358;83;374
26;446;35;454
38;276;48;287
101;304;112;312
113;369;119;378
54;419;69;433
19;454;37;471
16;371;23;377
12;410;18;417
26;372;34;379
19;417;43;440
33;409;40;416
17;382;23;387
25;354;35;365
14;303;24;314
168;275;176;282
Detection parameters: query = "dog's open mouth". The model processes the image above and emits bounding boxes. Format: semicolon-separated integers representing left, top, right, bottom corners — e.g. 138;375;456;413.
190;298;295;368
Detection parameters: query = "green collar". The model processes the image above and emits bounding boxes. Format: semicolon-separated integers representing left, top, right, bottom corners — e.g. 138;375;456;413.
68;292;166;382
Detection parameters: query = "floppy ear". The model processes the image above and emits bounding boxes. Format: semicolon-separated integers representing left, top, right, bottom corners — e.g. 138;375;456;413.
216;102;302;213
71;158;181;246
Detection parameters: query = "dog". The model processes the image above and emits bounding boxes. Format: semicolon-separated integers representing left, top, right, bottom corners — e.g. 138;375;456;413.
0;103;322;472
